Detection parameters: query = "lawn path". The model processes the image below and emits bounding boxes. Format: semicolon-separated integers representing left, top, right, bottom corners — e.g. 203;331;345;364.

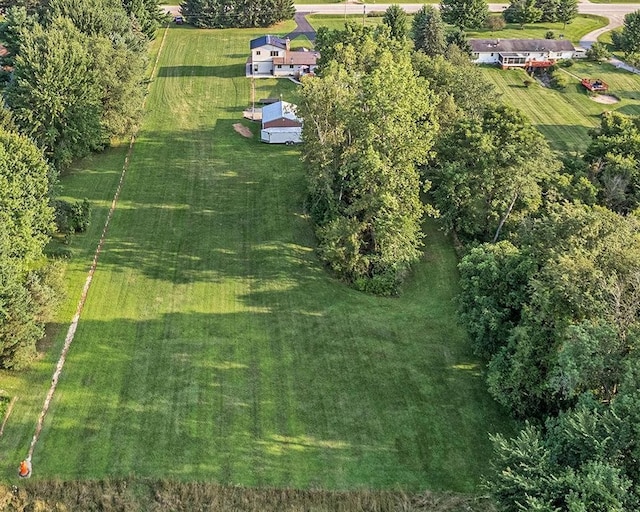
23;23;171;469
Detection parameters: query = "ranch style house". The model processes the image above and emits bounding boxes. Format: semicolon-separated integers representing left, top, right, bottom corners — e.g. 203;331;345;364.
470;39;576;69
246;35;319;78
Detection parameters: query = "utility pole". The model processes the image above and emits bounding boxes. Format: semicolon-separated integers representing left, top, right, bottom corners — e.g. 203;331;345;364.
362;4;366;26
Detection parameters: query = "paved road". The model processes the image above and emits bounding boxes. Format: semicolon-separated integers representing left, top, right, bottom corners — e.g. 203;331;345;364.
293;2;640;15
161;3;640;17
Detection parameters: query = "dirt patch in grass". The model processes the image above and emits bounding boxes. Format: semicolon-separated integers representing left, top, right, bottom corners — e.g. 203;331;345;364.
590;94;619;104
233;123;253;138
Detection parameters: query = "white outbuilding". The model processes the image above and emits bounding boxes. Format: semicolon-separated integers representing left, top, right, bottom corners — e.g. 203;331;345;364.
260;101;303;144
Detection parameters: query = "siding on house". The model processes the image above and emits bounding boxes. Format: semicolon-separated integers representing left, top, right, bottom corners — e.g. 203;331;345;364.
470;39;575;67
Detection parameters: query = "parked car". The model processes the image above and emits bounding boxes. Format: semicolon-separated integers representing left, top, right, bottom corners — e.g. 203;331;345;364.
174;16;184;24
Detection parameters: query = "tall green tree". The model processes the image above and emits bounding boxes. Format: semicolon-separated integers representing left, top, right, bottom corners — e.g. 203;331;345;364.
430;104;556;242
503;0;543;28
612;10;640;55
412;51;497;127
383;4;408;40
180;0;294;28
299;31;437;294
0;6;37;67
440;0;488;29
0;127;55;369
412;5;446;56
556;0;578;29
584;112;640;213
5;17;103;169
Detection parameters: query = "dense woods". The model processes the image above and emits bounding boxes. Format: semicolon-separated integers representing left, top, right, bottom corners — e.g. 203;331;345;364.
0;0;160;368
308;9;640;508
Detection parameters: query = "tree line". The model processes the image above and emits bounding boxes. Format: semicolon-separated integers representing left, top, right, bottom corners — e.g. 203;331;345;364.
0;0;162;369
301;8;640;508
180;0;294;28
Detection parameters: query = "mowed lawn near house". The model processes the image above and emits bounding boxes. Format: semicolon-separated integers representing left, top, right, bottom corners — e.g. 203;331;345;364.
0;24;511;492
480;61;640;152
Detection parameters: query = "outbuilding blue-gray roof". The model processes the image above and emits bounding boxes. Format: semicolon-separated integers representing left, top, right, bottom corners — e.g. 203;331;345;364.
250;35;287;50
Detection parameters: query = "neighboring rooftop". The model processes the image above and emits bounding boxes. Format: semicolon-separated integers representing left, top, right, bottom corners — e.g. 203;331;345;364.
273;50;320;66
262;101;300;124
470;39;575;53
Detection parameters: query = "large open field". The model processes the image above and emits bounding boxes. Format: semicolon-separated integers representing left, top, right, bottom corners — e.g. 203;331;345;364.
0;24;510;492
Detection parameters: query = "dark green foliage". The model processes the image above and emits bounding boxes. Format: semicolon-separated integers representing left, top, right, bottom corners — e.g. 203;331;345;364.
382;4;408;40
556;0;578;29
412;51;497;127
299;28;437;294
0;6;37;67
584;112;640;213
458;241;536;359
180;0;294;28
121;0;166;39
429;104;556;242
412;5;446;56
54;198;91;238
586;41;611;61
0;127;55;369
612;10;640;55
445;27;472;55
4;0;148;169
489;393;640;510
503;0;543;28
5;17;104;169
551;69;568;88
440;0;489;29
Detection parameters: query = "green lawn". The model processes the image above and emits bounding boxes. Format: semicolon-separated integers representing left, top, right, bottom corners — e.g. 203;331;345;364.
308;14;605;44
0;24;511;492
479;61;640;152
467;15;608;44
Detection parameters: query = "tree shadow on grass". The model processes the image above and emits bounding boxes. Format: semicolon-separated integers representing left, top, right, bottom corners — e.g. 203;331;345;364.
0;305;507;492
157;65;243;78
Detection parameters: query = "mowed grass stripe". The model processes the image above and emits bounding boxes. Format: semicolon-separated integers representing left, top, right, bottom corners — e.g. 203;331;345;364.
1;25;510;491
480;63;640;152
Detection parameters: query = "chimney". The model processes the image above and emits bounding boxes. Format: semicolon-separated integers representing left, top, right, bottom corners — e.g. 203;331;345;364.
285;37;290;51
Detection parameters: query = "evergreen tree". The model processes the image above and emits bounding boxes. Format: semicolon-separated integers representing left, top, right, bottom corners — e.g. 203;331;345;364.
383;4;408;40
413;5;446;56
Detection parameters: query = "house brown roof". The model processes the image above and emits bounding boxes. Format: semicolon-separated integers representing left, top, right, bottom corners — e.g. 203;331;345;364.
469;39;575;54
273;50;319;66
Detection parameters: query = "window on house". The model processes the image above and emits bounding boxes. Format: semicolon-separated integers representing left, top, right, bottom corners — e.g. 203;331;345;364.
290;64;294;68
254;65;258;71
270;50;279;56
277;64;281;68
256;50;261;55
491;53;494;56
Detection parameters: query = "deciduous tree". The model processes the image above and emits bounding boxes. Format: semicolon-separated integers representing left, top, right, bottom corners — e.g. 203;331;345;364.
440;0;488;29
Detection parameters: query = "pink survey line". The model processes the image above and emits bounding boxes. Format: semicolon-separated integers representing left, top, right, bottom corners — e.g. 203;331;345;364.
25;23;171;464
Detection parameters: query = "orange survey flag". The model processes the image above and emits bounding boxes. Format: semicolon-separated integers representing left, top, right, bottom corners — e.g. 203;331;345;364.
18;460;30;477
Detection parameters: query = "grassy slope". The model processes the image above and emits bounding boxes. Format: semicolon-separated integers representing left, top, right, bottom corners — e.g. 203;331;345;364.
479;61;640;152
0;24;510;492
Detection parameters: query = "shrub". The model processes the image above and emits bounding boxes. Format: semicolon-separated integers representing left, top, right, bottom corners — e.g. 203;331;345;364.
486;15;506;32
545;30;555;39
54;198;91;236
559;59;574;67
551;70;569;89
585;42;611;62
523;79;534;87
